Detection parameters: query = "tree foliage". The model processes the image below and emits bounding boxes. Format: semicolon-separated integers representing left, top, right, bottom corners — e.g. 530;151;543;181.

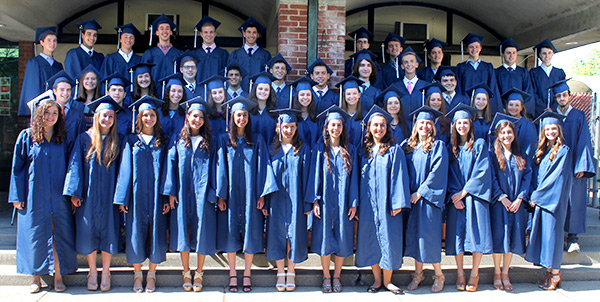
572;49;600;76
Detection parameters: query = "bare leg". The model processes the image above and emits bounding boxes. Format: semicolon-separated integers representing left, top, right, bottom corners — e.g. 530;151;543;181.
52;237;65;291
100;251;112;291
275;259;286;289
502;253;514;290
492;253;504;289
371;264;382;288
432;263;443;276
132;263;143;291
332;256;344;291
227;253;237;288
455;253;465;277
146;262;158;289
180;251;190;273
243;253;254;291
383;269;401;291
320;255;332;292
471;253;483;277
87;251;98;288
196;254;206;272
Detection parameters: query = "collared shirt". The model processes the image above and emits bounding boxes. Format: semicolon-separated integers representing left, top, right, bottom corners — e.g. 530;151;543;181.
57;99;71;116
272;82;286;94
184;79;196;92
243;44;259;54
80;44;94;56
39;52;54;65
228;87;244;98
431;66;439;75
157;43;173;55
558;104;573;116
403;76;417;93
503;63;517;71
443;91;456;105
467;58;481;70
203;44;216;54
313;86;329;97
118;49;134;63
359;81;371;93
541;64;554;77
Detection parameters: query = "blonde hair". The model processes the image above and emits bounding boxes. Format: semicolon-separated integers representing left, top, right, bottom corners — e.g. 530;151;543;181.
86;110;120;167
404;119;436;153
535;124;565;164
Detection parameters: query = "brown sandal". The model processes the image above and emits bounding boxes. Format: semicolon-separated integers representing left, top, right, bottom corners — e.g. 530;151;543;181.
431;274;445;293
493;272;503;290
502;273;513;291
466;275;479;292
407;271;425;290
542;272;561;290
456;275;466;291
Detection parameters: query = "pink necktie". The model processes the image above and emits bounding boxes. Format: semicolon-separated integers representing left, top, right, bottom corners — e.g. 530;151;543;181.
407;81;413;94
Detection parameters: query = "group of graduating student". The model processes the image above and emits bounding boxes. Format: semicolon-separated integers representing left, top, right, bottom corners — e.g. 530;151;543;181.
9;11;596;297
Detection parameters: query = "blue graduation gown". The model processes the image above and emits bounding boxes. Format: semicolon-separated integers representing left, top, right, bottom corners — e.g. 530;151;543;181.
402;140;448;263
446;93;471;112
361;85;380;113
298;117;320;148
378;61;405;90
64;100;88;153
266;144;311;263
355;145;411;270
309;142;359;257
114;134;168;264
227;47;272;92
142;46;184;88
435;118;450;146
215;134;278;254
18;56;63;116
346;115;364;148
193;47;229;82
514;117;538;162
161;135;217;254
209;116;227;138
457;61;502;114
561;108;596;234
100;52;142;79
274;84;293;109
473;118;491;145
64;47;105;79
393;79;428;121
116;107;133;136
161;110;186;139
315;89;339;114
445;139;493;255
390;123;406;145
9;130;77;276
490;152;532;254
525;145;572;269
63;131;122;255
251;110;277;145
495;66;536;117
530;66;566;117
417;66;436;83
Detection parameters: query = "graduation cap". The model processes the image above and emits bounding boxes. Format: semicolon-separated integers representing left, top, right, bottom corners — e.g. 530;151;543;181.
199;74;227;100
27;90;55;114
87;95;124;113
349;27;374;53
489;112;519;134
363;105;393;124
75;64;102;97
497;38;521;52
316;105;352;123
149;14;177;46
248;71;277;91
424;38;447;66
550;78;571;95
45;71;75;90
410;105;443;122
76;19;101;45
129;95;163;111
223;96;256;113
466;82;494;99
176;50;199;67
271;108;303;141
158;73;185;98
446;103;478;123
400;47;422;63
35;26;56;43
266;53;292;72
349;49;378;66
376;85;404;106
534;39;558;54
433;66;457;81
194;16;221;48
307;58;333;75
420;82;446;107
335;76;365;106
238;17;266;33
501;87;530;106
382;32;406;63
102;72;131;95
114;23;141;49
180;96;214;115
461;33;485;60
130;62;155;77
533;111;565;128
290;77;318;93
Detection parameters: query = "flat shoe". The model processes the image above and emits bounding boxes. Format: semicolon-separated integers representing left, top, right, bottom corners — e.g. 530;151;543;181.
367;285;382;293
385;285;405;295
54;279;66;292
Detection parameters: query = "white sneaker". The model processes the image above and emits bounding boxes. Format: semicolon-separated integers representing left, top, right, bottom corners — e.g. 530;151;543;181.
567;242;581;253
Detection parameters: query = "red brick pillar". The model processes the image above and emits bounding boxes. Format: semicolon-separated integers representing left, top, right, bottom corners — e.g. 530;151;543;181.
277;0;346;84
18;41;34;127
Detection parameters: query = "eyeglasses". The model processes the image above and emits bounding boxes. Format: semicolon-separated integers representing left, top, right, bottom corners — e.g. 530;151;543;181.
182;65;197;70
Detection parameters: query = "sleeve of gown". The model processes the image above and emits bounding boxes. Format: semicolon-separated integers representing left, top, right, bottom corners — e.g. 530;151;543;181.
63;133;85;199
255;137;278;202
462;140;492;202
517;158;533;201
573;113;596;177
417;141;449;208
18;59;41;116
490;154;504;202
113;138;133;206
301;146;313;213
530;147;572;213
206;142;218;204
348;147;360;208
309;146;323;203
8;130;31;203
389;146;411;210
160;137;179;197
64;50;82;80
215;136;229;201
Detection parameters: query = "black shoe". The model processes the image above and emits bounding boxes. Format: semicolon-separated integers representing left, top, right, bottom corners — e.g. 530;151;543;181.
367;285;382;293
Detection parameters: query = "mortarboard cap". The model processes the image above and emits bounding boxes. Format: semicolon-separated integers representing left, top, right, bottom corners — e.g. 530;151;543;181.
27;90;55;113
129;95;164;112
400;47;422;63
410;105;443;121
130;62;155;77
335;76;364;91
316;105;352;123
271;108;303;124
152;14;177;30
195;16;221;30
420;82;446;98
490;113;519;134
45;71;75;90
446;103;478;122
239;17;266;33
76;19;101;32
376;85;405;106
159;73;184;88
533;39;558;54
498;38;521;51
115;23;141;36
223;96;256;113
550;78;571;95
426;38;447;51
180;96;214;115
434;66;457;81
462;33;485;46
77;64;101;79
348;27;374;41
363;105;393;124
175;50;199;67
102;72;131;88
350;49;379;63
467;82;494;99
501;87;530;104
533;111;565;128
290;77;318;92
249;71;277;85
267;53;292;72
35;26;56;43
200;74;227;91
87;95;124;113
383;32;406;47
307;58;333;75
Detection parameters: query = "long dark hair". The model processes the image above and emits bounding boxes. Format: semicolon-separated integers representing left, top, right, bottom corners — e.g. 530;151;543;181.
179;110;212;152
30;100;66;144
322;120;352;173
161;83;187;116
134;108;167;148
341;88;363;120
292;91;317;122
363;118;394;157
450;118;475;158
385;98;410;138
272;122;303;156
76;70;100;104
228;110;254;147
133;73;158;100
249;84;277;117
493;121;526;171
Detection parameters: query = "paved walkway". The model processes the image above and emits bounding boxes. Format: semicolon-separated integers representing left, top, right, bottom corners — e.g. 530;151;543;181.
2;282;600;302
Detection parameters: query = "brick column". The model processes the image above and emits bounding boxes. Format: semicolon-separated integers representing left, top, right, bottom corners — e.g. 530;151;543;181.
277;0;346;84
18;41;34;127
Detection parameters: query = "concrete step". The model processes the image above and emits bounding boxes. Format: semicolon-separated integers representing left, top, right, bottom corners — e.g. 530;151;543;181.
0;263;598;287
